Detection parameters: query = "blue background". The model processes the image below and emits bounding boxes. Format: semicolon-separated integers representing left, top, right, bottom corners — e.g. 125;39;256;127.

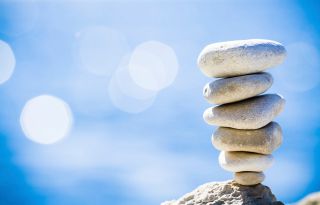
0;0;319;204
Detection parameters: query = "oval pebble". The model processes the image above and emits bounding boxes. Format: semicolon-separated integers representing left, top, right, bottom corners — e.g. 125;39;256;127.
219;151;274;172
212;122;282;154
197;39;286;78
203;72;273;104
234;172;265;186
203;94;285;129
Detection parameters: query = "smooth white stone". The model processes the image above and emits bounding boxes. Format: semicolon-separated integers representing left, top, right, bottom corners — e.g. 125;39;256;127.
203;72;273;104
212;122;282;154
197;39;286;78
203;94;285;129
234;172;265;186
219;151;274;172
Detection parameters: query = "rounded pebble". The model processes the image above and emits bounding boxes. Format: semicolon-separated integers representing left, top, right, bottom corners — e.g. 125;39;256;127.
219;151;274;172
212;122;282;154
203;94;285;129
197;39;286;78
234;172;265;186
203;72;273;104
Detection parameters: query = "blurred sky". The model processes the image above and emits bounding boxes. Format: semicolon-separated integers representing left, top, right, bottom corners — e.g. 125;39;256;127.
0;0;320;204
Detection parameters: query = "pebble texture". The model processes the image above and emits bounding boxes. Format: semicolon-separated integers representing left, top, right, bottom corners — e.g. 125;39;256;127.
234;172;265;186
197;39;286;78
212;122;282;154
161;181;284;205
203;72;273;104
203;94;285;129
219;151;273;172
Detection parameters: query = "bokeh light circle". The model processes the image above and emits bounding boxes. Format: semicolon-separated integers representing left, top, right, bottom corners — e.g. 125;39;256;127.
272;42;320;92
116;54;156;100
0;40;16;84
20;95;73;144
108;59;157;113
128;41;179;91
75;26;129;76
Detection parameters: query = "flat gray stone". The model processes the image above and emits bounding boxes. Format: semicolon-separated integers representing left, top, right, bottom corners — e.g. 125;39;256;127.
212;122;282;154
203;72;273;104
219;151;273;172
161;180;284;205
234;172;265;186
197;39;286;78
203;94;285;129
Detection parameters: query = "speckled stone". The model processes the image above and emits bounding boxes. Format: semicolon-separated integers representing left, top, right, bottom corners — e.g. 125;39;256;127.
219;151;274;172
212;122;282;154
197;39;286;78
203;72;273;104
161;180;284;205
203;94;285;129
234;172;265;186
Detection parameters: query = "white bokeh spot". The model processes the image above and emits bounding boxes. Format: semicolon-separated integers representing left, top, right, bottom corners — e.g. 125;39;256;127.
128;41;179;91
108;56;157;113
20;95;73;144
116;54;156;100
0;40;16;84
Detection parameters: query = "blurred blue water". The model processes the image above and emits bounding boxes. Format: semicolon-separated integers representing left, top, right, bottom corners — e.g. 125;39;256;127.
0;0;319;204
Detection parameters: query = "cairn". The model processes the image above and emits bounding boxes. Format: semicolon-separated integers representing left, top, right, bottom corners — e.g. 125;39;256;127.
198;39;286;185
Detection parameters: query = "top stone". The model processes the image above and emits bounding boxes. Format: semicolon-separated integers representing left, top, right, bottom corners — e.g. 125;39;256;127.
197;39;286;78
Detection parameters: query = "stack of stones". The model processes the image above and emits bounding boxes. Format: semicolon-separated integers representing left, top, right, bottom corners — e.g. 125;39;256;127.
197;39;287;186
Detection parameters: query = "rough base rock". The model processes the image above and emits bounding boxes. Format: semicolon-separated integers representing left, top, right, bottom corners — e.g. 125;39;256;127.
161;181;284;205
